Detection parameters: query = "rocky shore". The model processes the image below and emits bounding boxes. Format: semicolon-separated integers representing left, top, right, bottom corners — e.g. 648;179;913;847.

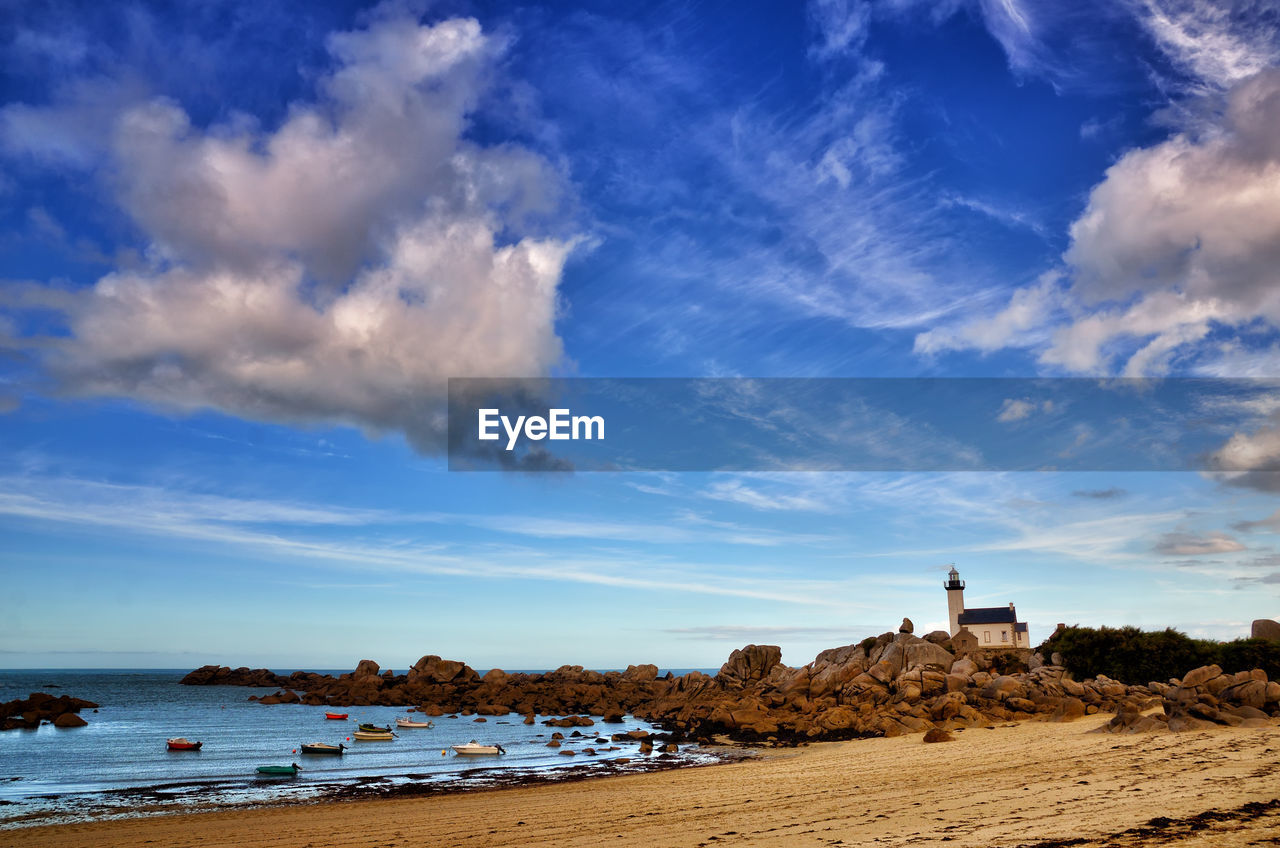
182;629;1280;744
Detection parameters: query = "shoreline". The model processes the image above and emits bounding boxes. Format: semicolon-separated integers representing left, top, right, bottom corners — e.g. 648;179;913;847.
0;744;748;831
8;719;1280;848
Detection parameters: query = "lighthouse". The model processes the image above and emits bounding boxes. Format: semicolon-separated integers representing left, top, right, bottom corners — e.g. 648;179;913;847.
942;565;1030;647
944;565;965;635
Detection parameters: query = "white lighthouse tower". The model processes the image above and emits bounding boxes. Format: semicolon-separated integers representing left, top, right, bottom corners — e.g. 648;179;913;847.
945;565;965;635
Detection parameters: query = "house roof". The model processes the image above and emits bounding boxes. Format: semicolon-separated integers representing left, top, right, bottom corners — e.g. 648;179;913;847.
957;606;1018;625
1015;622;1028;633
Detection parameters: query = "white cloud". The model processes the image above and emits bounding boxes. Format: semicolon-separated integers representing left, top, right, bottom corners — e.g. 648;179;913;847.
1134;0;1280;91
995;397;1055;422
918;68;1280;376
0;8;577;453
914;272;1062;356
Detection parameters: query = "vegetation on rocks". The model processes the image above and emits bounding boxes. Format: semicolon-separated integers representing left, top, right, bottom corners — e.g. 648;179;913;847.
1038;626;1280;684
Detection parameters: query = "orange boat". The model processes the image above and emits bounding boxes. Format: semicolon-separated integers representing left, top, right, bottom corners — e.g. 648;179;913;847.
167;737;202;751
324;712;348;720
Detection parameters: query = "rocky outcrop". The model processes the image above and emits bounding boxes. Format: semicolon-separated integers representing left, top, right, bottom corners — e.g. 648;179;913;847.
2;692;99;731
1252;619;1280;641
183;635;1280;745
1097;664;1280;734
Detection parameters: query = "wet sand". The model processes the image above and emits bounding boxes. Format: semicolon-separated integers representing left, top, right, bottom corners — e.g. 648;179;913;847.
8;719;1280;848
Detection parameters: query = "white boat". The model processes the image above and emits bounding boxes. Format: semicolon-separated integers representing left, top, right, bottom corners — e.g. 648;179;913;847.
395;717;434;728
352;730;395;741
452;740;505;755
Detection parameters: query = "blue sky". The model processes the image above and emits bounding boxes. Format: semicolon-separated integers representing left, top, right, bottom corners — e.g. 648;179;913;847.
3;0;1280;669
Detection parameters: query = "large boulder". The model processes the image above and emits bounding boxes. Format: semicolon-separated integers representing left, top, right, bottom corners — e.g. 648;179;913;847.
717;645;784;688
622;664;659;682
53;713;87;728
879;635;955;678
1252;619;1280;641
1180;665;1223;689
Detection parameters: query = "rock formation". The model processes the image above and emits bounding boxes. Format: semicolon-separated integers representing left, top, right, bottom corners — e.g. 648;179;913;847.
2;692;99;731
182;632;1280;745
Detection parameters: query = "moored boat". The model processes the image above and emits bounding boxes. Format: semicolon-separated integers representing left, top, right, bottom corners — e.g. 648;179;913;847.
395;717;434;728
256;763;302;776
166;737;202;751
300;742;345;755
324;712;348;720
352;730;395;741
358;722;392;733
452;740;505;755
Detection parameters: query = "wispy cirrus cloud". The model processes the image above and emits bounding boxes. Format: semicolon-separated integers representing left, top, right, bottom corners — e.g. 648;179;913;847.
0;472;854;605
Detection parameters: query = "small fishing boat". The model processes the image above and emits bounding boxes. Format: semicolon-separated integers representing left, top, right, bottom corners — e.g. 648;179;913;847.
358;722;392;733
395;717;434;728
256;763;302;776
324;712;348;720
300;743;345;755
352;730;395;741
166;738;202;751
452;740;505;755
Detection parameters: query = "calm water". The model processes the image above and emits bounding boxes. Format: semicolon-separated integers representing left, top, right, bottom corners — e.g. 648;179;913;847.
0;670;713;828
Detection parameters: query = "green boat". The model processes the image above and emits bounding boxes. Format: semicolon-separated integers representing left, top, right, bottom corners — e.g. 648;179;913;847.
358;723;392;733
256;763;302;776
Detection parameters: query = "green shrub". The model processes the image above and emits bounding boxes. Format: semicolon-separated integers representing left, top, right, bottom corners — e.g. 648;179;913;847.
1037;625;1280;684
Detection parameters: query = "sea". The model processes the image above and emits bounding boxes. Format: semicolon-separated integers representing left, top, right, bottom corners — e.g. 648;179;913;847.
0;669;721;829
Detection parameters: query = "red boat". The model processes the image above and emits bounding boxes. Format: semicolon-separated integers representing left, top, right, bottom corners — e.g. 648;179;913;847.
324;712;348;720
167;737;202;751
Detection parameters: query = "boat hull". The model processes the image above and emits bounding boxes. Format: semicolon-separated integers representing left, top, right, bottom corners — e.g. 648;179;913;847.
300;744;345;755
256;765;301;776
166;739;202;751
452;744;502;755
324;713;348;720
352;731;394;741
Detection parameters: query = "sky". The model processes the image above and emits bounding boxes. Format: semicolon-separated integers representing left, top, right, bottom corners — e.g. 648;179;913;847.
3;0;1280;670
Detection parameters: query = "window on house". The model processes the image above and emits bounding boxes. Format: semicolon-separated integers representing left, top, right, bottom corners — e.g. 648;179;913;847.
1001;631;1008;642
983;631;990;643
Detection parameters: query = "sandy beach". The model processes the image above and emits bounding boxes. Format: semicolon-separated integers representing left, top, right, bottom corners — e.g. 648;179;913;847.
9;719;1280;848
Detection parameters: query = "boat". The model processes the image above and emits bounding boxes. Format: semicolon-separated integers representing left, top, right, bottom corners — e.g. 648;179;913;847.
256;763;302;776
324;712;348;720
166;737;202;751
452;740;505;755
352;730;395;741
395;717;434;728
358;722;392;733
300;743;345;755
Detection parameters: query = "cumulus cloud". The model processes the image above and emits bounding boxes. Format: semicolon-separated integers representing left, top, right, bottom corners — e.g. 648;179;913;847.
1153;529;1246;555
1;7;578;453
917;67;1280;376
1206;413;1280;492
